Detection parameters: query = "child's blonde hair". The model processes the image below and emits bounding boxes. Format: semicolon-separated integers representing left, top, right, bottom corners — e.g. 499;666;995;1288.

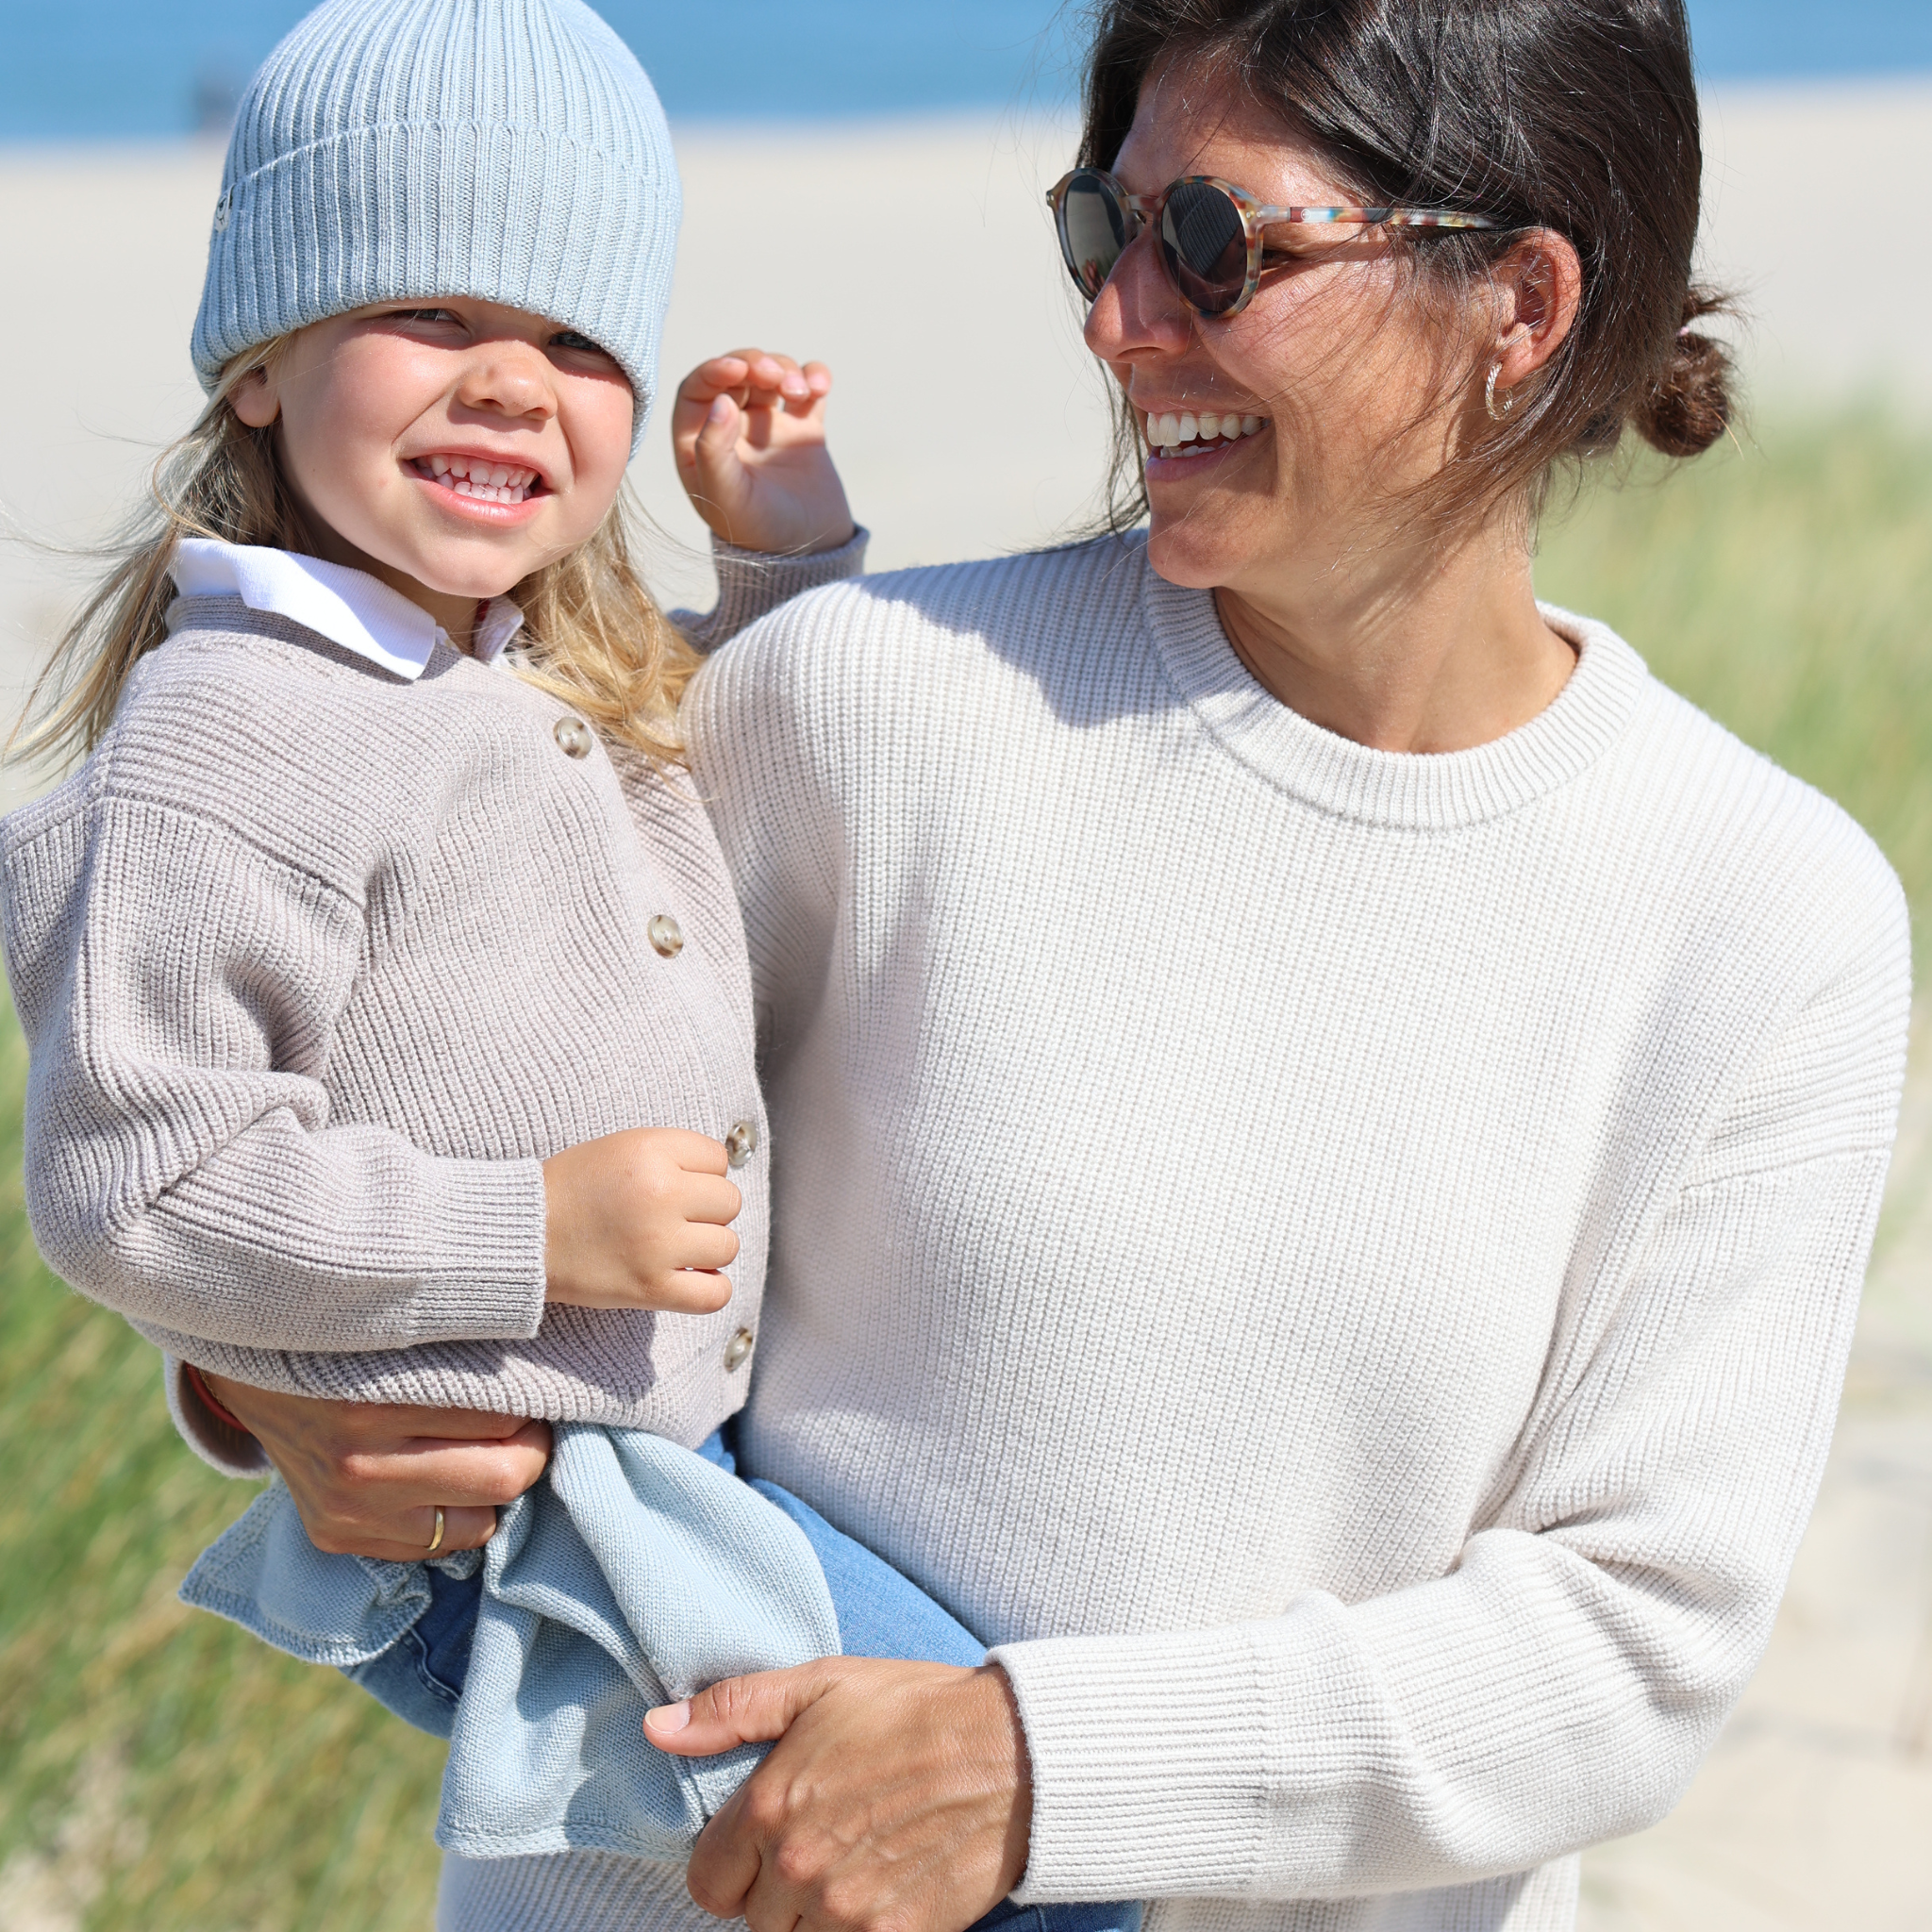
14;335;699;770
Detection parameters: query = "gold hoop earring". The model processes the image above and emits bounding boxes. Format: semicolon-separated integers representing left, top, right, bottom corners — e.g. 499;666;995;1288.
1485;362;1516;422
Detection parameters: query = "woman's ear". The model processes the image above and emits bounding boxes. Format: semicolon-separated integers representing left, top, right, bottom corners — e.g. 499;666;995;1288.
227;364;281;429
1489;230;1584;391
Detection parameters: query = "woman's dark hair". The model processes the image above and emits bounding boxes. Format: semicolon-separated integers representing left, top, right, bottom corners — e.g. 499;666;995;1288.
1078;0;1735;527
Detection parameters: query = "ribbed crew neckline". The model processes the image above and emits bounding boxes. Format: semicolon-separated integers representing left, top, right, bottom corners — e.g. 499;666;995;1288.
1142;551;1650;832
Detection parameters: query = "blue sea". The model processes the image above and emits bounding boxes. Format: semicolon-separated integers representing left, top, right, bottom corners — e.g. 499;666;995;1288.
0;0;1925;142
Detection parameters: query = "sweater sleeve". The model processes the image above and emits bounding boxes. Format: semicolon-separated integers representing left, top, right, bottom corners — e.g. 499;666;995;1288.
992;908;1910;1902
4;791;549;1357
673;527;870;655
164;1353;271;1476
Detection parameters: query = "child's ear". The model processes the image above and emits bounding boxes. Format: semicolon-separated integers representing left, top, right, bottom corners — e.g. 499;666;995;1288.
228;365;281;429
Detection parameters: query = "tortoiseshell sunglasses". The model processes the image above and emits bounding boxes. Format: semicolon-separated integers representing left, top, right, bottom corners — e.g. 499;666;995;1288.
1048;167;1499;319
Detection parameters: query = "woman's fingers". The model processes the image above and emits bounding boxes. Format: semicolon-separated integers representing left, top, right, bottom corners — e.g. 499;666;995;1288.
296;1419;551;1555
667;1661;1030;1932
645;1658;841;1755
384;1417;556;1503
308;1502;500;1563
201;1377;554;1558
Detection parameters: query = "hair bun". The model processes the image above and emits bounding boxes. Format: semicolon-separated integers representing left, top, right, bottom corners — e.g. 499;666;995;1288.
1636;289;1735;458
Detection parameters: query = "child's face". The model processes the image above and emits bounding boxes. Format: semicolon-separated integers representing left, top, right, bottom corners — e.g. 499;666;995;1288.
230;298;635;622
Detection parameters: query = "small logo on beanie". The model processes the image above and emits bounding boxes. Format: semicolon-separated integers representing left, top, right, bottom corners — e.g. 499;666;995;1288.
212;188;233;233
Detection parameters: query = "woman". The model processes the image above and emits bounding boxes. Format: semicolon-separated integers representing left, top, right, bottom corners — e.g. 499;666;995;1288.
183;1;1909;1928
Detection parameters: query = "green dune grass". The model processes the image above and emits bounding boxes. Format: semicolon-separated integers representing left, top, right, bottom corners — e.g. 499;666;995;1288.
0;410;1927;1929
0;1017;446;1929
1536;411;1932;941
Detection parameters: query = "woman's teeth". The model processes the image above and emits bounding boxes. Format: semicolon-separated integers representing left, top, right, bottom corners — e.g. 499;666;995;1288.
419;455;540;504
1143;411;1265;457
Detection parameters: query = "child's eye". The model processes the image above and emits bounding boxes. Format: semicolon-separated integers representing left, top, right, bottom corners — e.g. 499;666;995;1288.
550;329;620;365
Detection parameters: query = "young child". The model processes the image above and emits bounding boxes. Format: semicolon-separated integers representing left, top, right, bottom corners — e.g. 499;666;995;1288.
0;2;1138;1924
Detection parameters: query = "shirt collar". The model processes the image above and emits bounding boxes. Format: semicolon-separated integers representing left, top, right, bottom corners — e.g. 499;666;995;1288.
168;539;525;680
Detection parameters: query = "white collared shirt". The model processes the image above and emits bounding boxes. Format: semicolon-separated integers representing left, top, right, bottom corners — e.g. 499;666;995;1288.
169;539;525;678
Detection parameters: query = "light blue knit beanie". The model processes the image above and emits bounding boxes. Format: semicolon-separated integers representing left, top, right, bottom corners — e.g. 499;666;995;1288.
192;0;679;451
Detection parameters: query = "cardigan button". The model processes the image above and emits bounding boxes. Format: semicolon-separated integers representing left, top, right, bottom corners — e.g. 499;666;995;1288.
724;1119;758;1168
553;716;593;759
723;1326;756;1372
647;914;684;958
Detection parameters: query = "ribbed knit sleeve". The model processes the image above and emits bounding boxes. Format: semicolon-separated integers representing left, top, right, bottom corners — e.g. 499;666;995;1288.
991;905;1909;1903
674;527;870;657
3;791;549;1356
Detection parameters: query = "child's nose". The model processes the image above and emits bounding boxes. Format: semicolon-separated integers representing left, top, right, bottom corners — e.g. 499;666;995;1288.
457;342;558;421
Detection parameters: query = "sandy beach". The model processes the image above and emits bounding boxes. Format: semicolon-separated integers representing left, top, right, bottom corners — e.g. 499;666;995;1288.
0;77;1928;1931
3;81;1928;712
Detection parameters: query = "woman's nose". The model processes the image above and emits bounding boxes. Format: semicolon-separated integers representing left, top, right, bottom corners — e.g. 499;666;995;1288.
456;341;558;421
1083;226;1191;361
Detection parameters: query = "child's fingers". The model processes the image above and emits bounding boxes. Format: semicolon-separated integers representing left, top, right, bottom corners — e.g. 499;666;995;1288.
694;391;742;461
675;354;754;408
724;349;815;417
644;1126;731;1174
663;1218;739;1274
681;1170;742;1227
778;360;834;414
651;1266;735;1315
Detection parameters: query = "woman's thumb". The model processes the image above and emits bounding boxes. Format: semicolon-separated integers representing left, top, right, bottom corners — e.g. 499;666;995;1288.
643;1661;837;1756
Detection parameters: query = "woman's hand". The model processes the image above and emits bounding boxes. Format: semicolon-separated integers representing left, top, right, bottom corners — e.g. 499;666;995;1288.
542;1125;741;1313
672;349;857;557
200;1374;552;1561
645;1657;1032;1932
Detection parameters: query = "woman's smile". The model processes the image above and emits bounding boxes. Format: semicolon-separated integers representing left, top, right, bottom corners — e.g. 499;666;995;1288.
1139;405;1270;480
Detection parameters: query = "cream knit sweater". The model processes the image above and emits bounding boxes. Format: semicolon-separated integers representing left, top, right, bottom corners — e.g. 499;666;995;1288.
441;531;1909;1932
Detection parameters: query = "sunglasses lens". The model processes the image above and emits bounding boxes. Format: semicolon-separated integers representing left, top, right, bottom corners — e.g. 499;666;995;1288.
1058;170;1128;299
1160;181;1249;315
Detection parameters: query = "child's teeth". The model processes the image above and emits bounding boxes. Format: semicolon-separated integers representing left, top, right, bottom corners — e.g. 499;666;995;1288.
423;457;536;503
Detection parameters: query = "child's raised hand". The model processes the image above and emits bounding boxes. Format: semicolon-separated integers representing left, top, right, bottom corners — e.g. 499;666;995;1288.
673;349;857;557
541;1126;741;1313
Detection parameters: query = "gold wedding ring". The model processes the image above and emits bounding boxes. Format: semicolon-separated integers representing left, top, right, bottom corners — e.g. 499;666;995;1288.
426;1506;446;1555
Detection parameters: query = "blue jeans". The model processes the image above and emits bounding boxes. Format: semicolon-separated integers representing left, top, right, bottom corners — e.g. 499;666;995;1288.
348;1426;1139;1932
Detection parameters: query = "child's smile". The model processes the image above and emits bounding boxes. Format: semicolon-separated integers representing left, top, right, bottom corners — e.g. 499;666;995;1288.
409;450;547;514
229;296;634;640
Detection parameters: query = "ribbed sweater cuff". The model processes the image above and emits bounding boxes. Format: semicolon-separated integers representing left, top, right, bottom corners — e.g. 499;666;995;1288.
991;1623;1274;1901
677;526;870;654
164;1354;271;1478
402;1155;551;1345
